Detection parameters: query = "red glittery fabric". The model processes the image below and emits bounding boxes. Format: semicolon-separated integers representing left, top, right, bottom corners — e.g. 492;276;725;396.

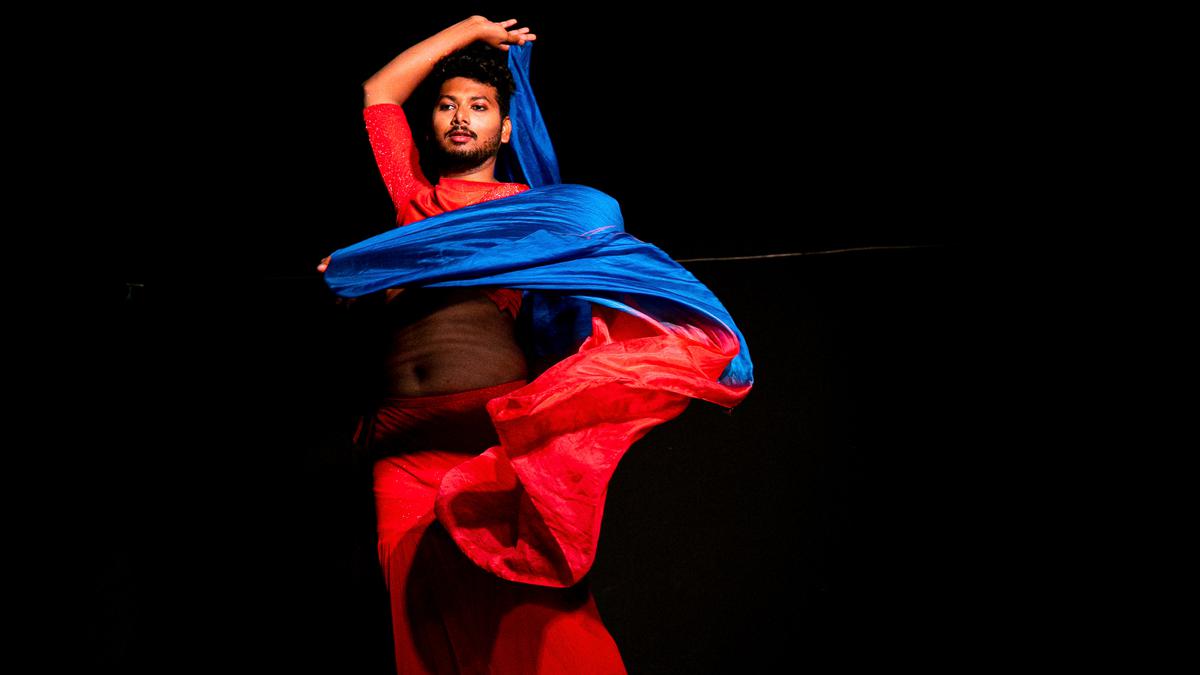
364;103;528;319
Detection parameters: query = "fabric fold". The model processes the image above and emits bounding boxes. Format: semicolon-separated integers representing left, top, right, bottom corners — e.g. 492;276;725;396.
435;304;748;586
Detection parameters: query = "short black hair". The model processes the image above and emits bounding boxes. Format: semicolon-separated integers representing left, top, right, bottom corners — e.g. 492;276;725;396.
427;41;516;119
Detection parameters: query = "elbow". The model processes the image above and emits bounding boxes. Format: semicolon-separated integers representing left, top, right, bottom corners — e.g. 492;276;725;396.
363;82;384;108
363;82;401;108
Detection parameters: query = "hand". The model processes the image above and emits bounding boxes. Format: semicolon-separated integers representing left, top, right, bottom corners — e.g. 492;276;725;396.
475;17;537;51
319;254;406;305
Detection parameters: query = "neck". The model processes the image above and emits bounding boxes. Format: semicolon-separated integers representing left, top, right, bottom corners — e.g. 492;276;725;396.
439;166;498;182
437;153;502;183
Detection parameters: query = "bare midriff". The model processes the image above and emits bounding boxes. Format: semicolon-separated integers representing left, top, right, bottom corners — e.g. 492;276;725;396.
379;286;528;398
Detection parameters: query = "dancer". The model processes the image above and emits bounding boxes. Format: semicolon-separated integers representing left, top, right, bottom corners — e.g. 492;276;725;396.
320;15;754;674
322;16;627;674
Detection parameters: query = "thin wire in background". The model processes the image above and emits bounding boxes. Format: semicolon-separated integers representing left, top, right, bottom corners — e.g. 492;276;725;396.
256;243;945;282
673;243;942;263
120;243;945;293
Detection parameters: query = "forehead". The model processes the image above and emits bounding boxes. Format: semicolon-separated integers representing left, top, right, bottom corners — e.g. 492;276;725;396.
437;77;498;102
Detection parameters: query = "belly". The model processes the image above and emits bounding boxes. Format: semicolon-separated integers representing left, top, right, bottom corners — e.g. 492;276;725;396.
380;287;528;397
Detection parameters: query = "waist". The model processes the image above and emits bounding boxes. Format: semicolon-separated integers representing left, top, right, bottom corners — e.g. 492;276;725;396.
377;378;529;409
382;353;528;398
378;290;528;397
355;378;528;455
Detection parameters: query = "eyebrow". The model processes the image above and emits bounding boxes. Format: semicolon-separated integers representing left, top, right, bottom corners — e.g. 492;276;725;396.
439;95;492;103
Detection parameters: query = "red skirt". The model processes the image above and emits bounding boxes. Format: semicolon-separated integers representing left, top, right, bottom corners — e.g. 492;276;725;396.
356;379;628;674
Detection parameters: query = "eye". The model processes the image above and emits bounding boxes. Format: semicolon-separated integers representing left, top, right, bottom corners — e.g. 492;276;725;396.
473;104;487;111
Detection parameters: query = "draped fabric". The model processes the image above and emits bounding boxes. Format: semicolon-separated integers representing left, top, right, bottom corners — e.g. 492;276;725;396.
492;40;561;188
324;42;754;588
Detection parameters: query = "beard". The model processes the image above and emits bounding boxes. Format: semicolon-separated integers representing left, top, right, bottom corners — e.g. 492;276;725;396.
428;129;504;175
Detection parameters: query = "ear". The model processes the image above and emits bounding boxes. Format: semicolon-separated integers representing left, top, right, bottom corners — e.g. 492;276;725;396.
502;116;512;144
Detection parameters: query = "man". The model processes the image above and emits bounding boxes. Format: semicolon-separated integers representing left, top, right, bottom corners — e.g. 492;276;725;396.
322;14;755;675
320;16;631;674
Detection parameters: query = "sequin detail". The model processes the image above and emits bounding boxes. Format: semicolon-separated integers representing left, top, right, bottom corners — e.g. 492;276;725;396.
363;103;433;218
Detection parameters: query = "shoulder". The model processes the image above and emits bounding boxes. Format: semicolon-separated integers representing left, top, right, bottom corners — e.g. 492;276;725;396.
496;183;532;198
473;182;531;203
363;102;408;126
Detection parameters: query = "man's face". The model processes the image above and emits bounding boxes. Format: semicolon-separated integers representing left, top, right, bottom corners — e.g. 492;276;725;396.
429;77;510;173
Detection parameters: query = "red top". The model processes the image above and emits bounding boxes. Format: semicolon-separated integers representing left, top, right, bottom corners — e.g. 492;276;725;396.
363;103;528;318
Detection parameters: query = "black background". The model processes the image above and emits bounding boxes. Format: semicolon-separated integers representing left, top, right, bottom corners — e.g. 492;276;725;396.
42;3;1009;672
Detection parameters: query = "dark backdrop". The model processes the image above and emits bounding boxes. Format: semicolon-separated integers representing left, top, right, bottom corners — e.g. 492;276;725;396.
52;4;1002;672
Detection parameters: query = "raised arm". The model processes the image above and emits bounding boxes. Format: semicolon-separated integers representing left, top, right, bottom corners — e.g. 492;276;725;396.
362;15;537;108
320;16;536;277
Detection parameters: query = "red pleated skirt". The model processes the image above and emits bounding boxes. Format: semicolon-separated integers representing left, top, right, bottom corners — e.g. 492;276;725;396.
356;379;628;674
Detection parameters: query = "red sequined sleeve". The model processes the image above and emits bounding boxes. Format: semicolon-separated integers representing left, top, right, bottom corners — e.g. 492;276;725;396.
363;103;433;219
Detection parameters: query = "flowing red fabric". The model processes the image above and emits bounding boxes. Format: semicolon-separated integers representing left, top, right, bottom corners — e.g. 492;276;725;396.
435;302;752;588
368;380;628;673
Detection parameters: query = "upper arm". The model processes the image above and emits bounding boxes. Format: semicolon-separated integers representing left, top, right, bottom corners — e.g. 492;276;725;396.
363;103;433;213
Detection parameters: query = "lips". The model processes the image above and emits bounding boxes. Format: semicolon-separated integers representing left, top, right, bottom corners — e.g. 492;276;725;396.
448;130;474;142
